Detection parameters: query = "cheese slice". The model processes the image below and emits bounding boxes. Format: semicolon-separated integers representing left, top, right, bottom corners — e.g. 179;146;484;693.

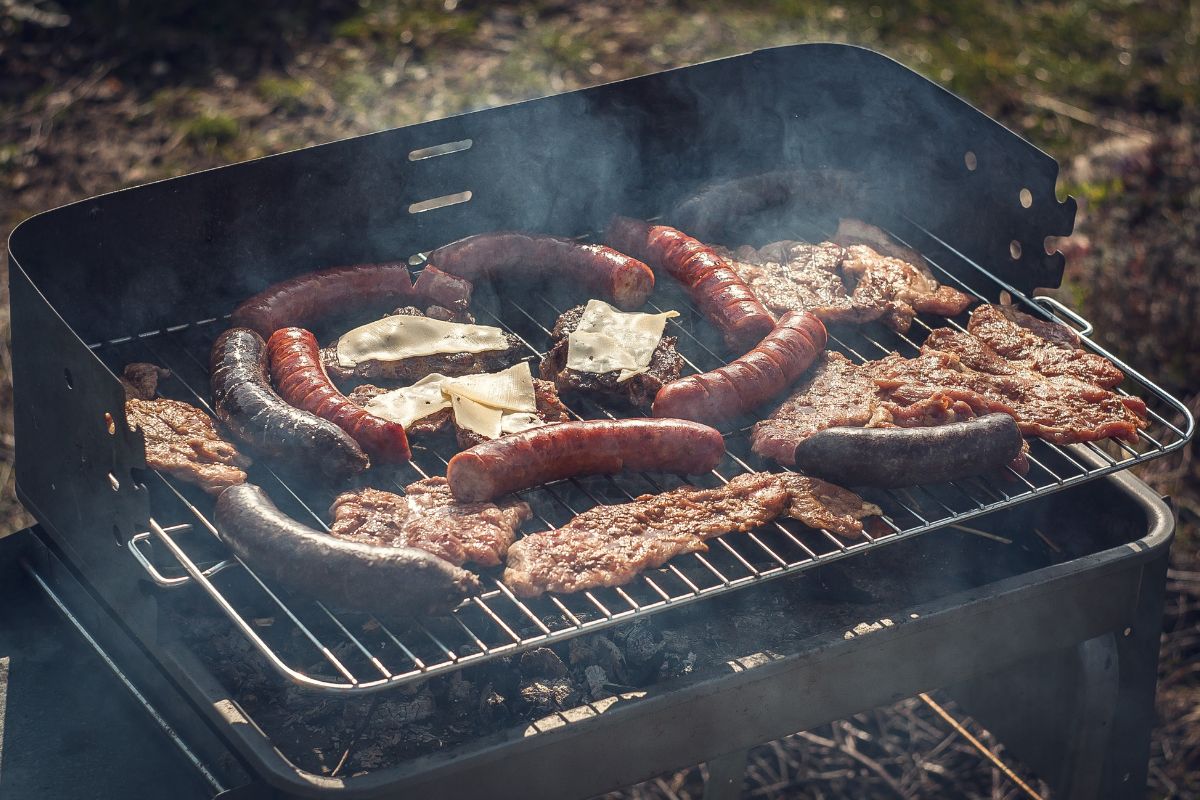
566;299;679;381
364;373;453;428
335;315;509;369
450;394;506;439
444;362;537;413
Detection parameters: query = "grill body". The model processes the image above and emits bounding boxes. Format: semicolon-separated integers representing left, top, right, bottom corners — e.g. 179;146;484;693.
3;44;1188;798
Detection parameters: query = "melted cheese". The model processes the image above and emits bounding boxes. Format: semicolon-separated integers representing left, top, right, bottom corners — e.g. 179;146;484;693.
335;315;509;368
362;362;543;440
566;299;679;381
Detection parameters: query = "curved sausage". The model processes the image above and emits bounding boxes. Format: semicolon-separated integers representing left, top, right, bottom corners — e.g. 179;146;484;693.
230;262;472;338
215;484;478;619
652;311;828;425
267;327;411;463
791;413;1024;488
210;328;368;478
446;419;725;502
427;232;655;310
605;216;774;351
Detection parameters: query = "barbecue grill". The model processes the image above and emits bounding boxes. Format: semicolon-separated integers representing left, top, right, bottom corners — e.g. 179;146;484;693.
5;44;1193;798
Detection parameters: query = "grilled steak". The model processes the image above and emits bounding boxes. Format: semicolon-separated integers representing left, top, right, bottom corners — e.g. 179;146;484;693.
720;241;875;325
348;377;571;449
502;471;880;595
125;396;250;494
838;244;974;332
120;362;171;400
329;477;532;568
539;304;683;409
323;306;523;382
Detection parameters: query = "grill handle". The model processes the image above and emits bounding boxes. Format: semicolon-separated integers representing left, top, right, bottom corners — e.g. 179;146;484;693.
128;525;231;588
1032;295;1094;337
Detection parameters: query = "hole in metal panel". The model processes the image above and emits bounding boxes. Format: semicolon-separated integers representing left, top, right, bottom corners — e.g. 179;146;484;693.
1009;240;1022;260
64;367;74;388
964;150;977;171
408;253;428;267
408;191;472;214
105;412;116;435
112;524;123;547
1019;187;1033;208
108;472;121;491
408;139;473;161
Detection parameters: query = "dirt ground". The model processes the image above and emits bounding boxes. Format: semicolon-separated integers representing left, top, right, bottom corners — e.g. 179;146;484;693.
2;2;1197;797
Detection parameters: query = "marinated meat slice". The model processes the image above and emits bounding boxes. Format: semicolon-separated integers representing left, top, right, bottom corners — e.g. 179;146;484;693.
776;473;882;539
839;244;974;332
502;473;790;596
750;353;889;465
347;378;571;448
721;241;878;325
833;218;929;270
323;306;522;382
329;477;531;568
121;363;171;400
125;397;250;493
963;304;1124;388
539;304;683;409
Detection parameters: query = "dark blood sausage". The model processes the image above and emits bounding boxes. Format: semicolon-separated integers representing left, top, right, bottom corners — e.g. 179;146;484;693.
652;311;828;426
427;232;655;310
446;419;725;502
606;216;774;351
791;413;1024;488
230;262;472;339
267;327;411;463
215;484;478;618
211;328;368;477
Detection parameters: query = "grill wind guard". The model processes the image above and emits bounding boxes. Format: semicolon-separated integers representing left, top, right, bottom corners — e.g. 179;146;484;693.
6;44;1192;696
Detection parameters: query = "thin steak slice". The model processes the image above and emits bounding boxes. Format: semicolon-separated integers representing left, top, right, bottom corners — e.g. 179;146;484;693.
776;473;882;539
539;304;683;410
123;363;250;494
503;473;790;596
329;477;531;568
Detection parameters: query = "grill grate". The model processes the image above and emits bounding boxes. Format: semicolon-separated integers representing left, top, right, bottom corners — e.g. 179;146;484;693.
102;225;1193;694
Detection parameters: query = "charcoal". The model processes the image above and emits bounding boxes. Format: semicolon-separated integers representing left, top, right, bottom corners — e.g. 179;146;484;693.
584;665;609;699
519;646;568;679
519;677;579;713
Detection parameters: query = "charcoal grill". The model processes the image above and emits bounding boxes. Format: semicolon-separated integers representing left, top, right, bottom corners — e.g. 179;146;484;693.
5;44;1193;798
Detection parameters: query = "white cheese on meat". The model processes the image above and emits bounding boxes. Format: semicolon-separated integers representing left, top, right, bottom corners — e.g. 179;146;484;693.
565;299;679;382
335;315;509;369
364;373;453;428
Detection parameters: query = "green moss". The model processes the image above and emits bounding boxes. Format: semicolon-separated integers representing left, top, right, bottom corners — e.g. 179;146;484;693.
255;77;314;114
182;112;239;146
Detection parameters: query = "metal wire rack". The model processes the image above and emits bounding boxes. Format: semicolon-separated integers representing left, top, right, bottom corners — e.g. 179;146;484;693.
100;222;1193;694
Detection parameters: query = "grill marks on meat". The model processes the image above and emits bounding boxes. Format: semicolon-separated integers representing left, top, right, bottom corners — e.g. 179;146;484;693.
722;241;873;325
502;472;880;596
752;305;1145;465
839;245;974;332
329;478;531;568
539;304;683;410
123;363;250;494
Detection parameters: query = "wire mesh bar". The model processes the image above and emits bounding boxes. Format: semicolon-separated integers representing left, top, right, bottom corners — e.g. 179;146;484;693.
103;221;1194;695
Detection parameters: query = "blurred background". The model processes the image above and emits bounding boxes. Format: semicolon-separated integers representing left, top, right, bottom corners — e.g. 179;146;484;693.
1;1;1197;796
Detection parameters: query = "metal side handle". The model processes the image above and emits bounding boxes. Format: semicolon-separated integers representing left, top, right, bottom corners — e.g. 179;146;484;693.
129;524;232;588
1033;295;1094;337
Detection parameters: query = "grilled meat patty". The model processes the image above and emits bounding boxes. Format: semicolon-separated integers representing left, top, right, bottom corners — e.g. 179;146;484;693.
323;306;522;382
329;478;531;568
122;364;250;494
539;304;683;410
502;471;879;596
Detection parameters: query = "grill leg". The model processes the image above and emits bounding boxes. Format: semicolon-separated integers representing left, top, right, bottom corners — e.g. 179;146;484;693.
945;551;1168;799
702;748;748;800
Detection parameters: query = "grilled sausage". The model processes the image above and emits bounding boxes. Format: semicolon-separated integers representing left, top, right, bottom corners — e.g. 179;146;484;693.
791;413;1024;488
211;328;368;477
230;262;472;338
427;232;655;310
267;327;411;463
215;484;478;618
606;216;774;351
446;419;725;502
652;311;828;426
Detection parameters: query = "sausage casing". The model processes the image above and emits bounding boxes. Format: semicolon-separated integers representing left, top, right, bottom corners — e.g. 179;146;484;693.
446;419;725;502
428;232;655;310
605;216;774;351
216;484;478;618
791;413;1024;487
210;328;368;477
652;311;828;425
231;262;472;338
267;327;411;463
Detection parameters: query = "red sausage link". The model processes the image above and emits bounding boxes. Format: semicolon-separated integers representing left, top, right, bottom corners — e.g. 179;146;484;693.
605;216;774;351
427;232;655;310
267;328;411;463
652;311;828;426
231;262;473;338
446;419;725;502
